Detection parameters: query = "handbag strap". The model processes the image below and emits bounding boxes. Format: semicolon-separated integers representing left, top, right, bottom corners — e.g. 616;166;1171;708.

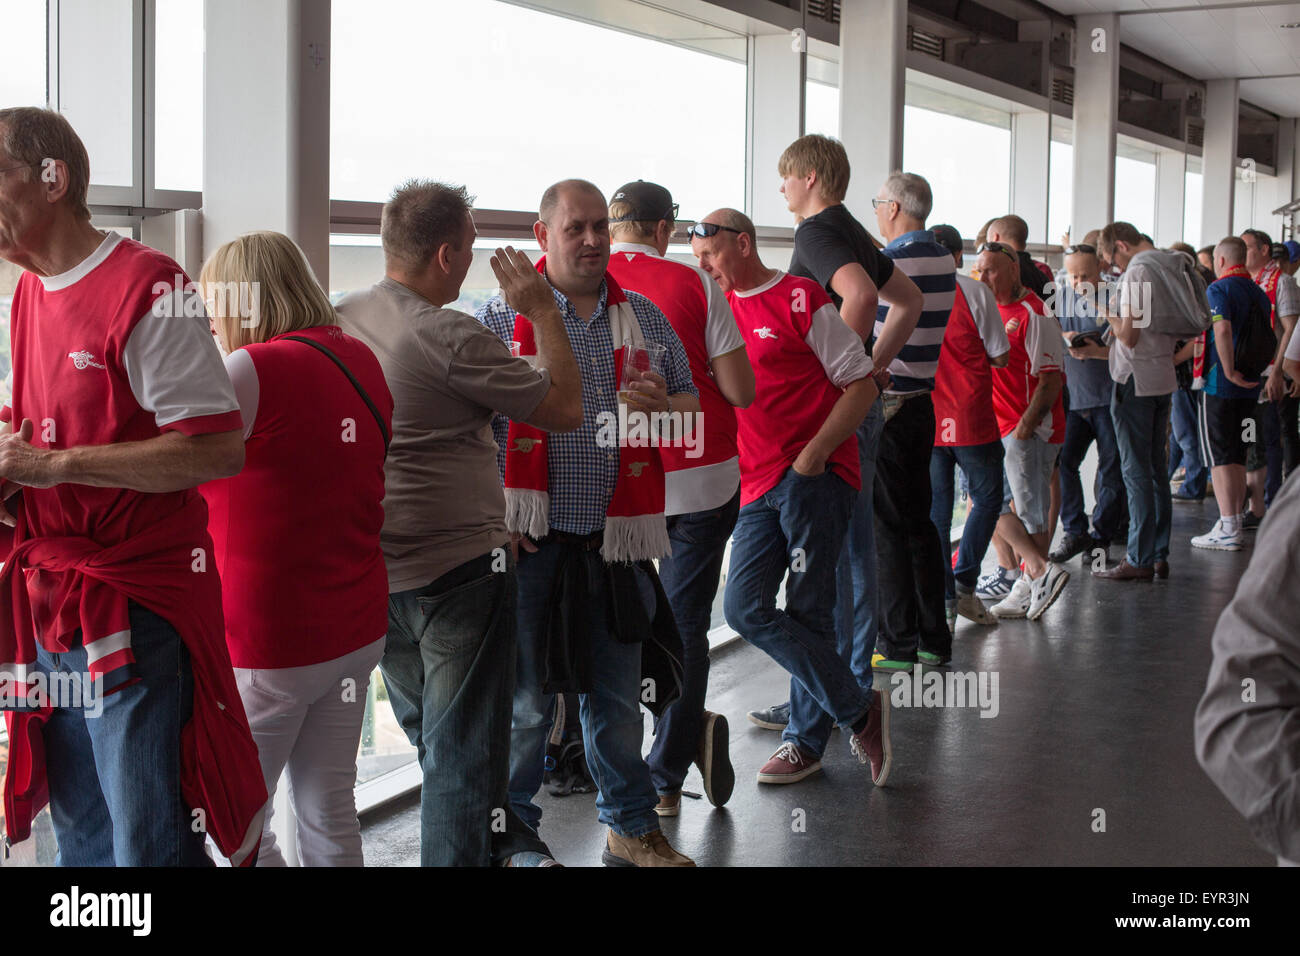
282;334;390;454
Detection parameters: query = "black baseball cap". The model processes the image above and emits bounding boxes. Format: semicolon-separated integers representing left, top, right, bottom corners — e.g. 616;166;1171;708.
930;223;963;257
609;181;678;223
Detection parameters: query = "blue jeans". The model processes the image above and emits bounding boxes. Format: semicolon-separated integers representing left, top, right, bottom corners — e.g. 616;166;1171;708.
38;601;211;867
724;466;868;759
930;439;1005;596
648;489;739;794
834;399;884;690
1058;405;1126;542
509;539;660;839
382;550;549;866
1169;389;1208;498
1111;379;1172;568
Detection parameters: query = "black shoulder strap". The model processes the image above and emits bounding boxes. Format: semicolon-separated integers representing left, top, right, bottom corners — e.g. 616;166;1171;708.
282;335;390;454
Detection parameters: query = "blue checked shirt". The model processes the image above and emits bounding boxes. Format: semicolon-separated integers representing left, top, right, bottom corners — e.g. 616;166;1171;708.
477;279;697;536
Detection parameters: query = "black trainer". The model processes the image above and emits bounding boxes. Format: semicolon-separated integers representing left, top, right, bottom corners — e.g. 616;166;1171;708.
1049;532;1092;563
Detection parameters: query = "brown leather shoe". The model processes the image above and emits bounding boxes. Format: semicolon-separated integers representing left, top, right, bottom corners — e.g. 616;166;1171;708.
654;792;681;817
602;828;696;867
1154;560;1169;579
1092;559;1155;581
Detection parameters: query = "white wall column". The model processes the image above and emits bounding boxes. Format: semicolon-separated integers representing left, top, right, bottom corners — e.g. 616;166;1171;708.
839;0;905;217
1011;110;1051;245
1201;78;1239;247
1071;13;1119;240
1154;148;1187;247
746;32;803;227
203;0;331;283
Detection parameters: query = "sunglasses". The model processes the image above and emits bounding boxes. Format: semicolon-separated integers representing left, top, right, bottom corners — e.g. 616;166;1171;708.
686;222;743;240
1065;244;1097;256
976;242;1019;262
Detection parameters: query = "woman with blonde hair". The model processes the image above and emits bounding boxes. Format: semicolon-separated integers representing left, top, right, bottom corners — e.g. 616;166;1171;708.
199;231;393;866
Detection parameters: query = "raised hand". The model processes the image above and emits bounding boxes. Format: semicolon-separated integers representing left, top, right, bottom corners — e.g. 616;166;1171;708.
490;246;558;320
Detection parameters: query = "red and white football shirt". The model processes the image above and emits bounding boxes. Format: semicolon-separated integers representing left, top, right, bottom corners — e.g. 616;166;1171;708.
726;271;873;505
2;232;242;658
932;275;1009;447
607;242;745;515
990;288;1066;443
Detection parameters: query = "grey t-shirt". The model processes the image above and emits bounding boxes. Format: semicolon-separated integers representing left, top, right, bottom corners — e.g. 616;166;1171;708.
337;278;551;592
1276;271;1299;322
1195;474;1300;863
1109;259;1179;397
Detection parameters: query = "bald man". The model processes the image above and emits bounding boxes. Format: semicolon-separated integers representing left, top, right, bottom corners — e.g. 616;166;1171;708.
690;207;892;788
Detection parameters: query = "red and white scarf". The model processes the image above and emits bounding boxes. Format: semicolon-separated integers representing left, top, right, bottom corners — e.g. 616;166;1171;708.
504;258;670;563
1255;261;1282;325
1193;264;1251;387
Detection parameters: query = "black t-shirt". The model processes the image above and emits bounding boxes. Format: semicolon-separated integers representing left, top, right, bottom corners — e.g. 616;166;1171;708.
787;203;895;310
1017;250;1054;299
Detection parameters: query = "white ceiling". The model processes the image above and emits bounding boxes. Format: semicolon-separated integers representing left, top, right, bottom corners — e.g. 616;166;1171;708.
1038;0;1300;116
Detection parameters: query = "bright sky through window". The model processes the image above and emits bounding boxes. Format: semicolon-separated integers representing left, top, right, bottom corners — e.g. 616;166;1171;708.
331;0;745;218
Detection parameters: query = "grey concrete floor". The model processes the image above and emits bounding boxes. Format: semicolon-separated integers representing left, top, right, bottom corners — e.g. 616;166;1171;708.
361;496;1274;867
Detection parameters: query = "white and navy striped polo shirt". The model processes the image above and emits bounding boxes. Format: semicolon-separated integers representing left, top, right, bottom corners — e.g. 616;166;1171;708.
874;230;957;394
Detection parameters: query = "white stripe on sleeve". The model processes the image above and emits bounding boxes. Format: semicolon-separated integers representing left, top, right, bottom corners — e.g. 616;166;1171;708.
700;266;746;359
806;302;874;389
958;275;1010;359
122;292;241;430
224;348;260;441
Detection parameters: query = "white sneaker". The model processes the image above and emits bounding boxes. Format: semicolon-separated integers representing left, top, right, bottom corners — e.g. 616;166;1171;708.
991;575;1032;618
1027;563;1070;620
976;567;1018;599
1191;519;1243;551
956;590;998;626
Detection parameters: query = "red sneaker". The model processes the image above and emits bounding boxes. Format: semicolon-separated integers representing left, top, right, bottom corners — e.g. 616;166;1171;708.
850;690;892;787
756;742;822;784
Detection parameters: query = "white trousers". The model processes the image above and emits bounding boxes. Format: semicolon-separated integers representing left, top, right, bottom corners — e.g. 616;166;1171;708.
234;636;386;866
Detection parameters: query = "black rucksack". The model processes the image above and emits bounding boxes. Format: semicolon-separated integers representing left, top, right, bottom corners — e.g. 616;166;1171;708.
1233;294;1277;381
542;692;596;796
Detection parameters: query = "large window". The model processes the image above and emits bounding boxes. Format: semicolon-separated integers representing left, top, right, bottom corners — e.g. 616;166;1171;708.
1233;169;1283;240
1048;137;1073;246
903;104;1010;241
1;0;46;107
805;78;839;139
59;0;136;189
1115;150;1156;239
1184;166;1203;248
331;0;745;219
152;0;203;193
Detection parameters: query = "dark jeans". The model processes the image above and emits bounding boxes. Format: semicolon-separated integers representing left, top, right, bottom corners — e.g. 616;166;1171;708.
1111;379;1172;568
930;439;1005;596
834;398;885;689
509;539;660;839
648;489;740;795
38;601;211;867
1058;404;1126;542
1169;388;1208;498
724;466;867;760
1249;398;1284;506
382;550;549;866
873;394;950;661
